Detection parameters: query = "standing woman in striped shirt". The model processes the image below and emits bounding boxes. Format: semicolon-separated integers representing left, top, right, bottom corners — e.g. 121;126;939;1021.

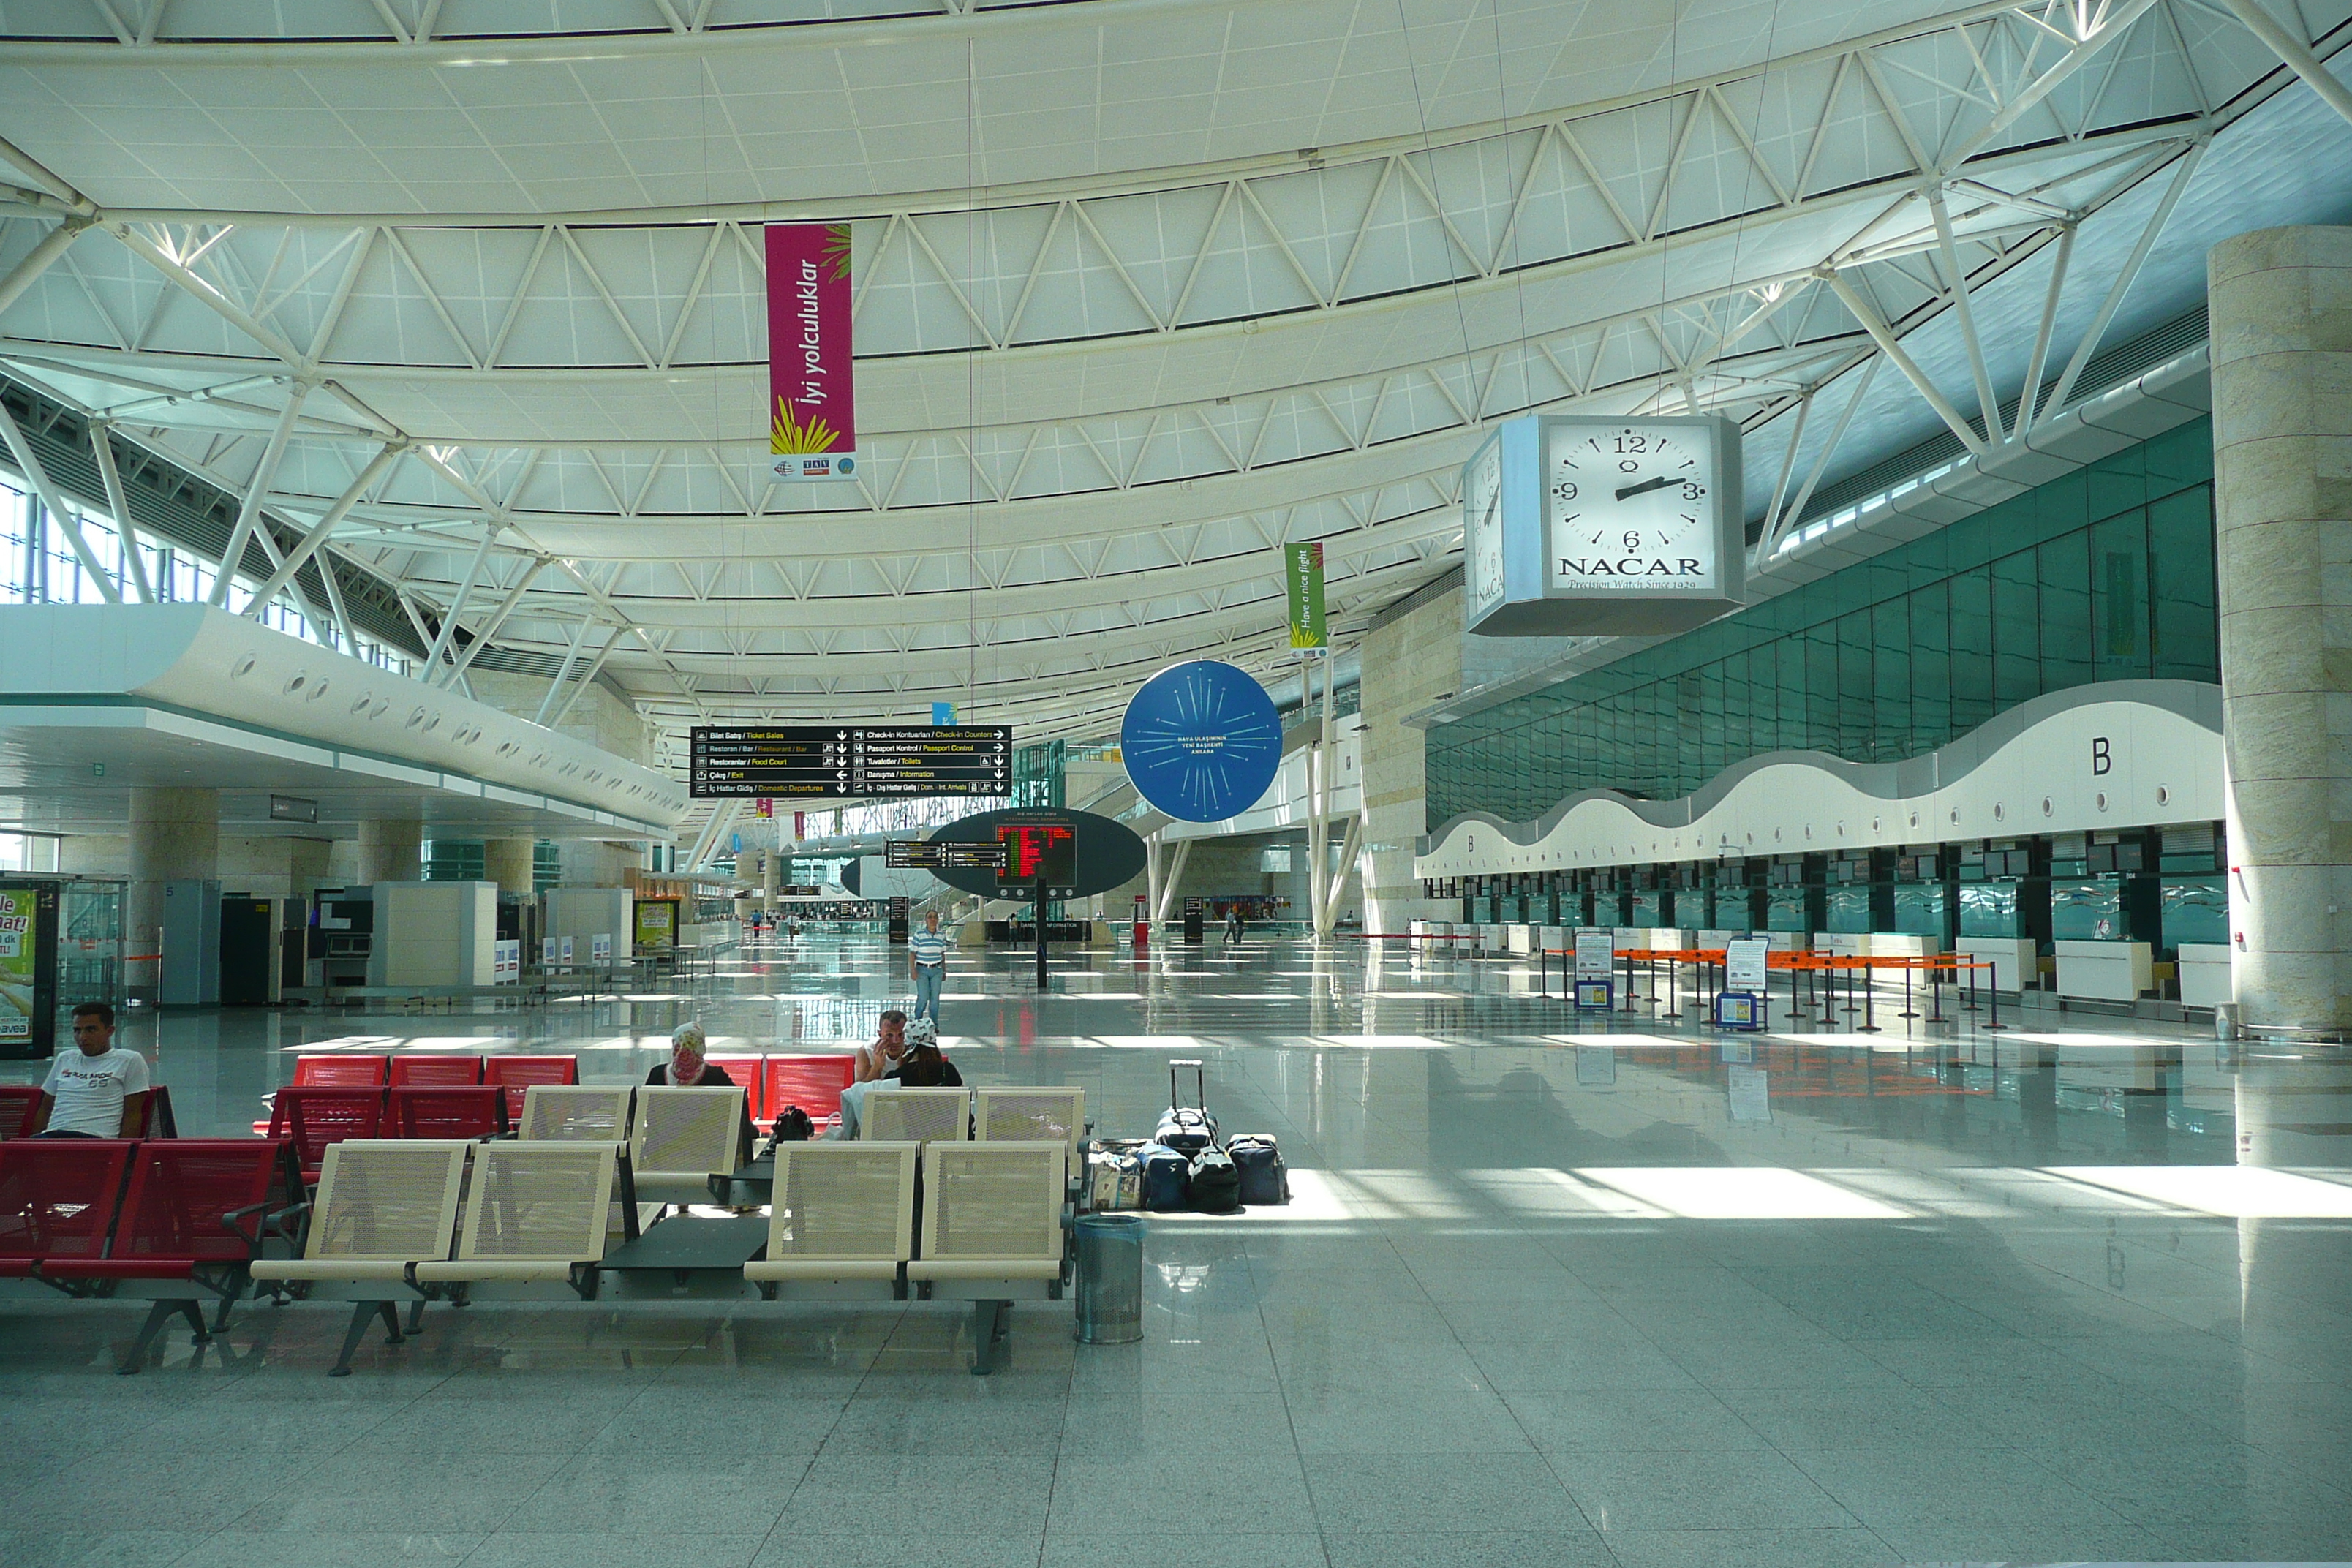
908;910;950;1022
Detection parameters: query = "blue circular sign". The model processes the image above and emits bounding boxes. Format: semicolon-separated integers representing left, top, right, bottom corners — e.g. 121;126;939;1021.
1120;660;1283;823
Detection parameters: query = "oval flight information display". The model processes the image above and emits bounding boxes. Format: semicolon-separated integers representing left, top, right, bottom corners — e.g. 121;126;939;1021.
1119;660;1282;823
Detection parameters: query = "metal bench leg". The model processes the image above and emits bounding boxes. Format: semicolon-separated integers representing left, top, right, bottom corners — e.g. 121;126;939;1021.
404;1298;427;1336
117;1298;208;1376
330;1300;404;1378
209;1292;238;1334
970;1298;1011;1376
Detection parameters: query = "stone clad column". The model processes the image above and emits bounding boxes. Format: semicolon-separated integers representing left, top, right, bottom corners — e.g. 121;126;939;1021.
484;838;535;900
128;786;218;998
358;818;421;884
2209;226;2352;1033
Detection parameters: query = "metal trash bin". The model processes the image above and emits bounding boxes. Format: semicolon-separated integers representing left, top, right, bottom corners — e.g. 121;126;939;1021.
1071;1213;1144;1344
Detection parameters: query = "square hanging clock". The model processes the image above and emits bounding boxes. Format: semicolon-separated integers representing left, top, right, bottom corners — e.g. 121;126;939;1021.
1462;413;1745;636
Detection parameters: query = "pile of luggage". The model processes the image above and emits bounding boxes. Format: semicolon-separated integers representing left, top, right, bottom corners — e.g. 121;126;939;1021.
1085;1060;1288;1214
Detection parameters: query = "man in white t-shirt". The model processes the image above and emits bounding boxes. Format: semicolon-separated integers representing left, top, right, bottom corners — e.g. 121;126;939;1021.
31;1002;149;1138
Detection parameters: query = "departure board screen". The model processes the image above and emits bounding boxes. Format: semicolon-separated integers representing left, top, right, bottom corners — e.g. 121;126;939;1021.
689;725;1011;799
996;823;1075;892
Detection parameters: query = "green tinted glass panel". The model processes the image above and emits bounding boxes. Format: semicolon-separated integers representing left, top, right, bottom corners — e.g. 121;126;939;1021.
2160;876;2228;947
2050;880;2124;941
1959;883;2022;938
1893;884;1947;937
1824;886;1872;933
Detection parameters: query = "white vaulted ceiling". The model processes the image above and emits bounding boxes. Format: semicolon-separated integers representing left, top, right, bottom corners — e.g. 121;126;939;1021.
0;0;2347;763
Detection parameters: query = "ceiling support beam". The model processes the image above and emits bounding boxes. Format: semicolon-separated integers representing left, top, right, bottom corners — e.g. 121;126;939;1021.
543;624;625;729
1926;186;2005;443
86;419;152;603
0;218;90;317
418;529;494;679
2038;141;2204;426
1822;270;1989;457
242;440;404;614
206;384;306;606
1768;356;1881;554
2216;0;2352;129
2010;222;2074;438
0;394;120;601
434;555;547;689
532;617;595;724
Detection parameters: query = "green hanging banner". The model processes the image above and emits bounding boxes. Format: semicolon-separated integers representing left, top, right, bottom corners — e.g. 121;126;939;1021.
1285;541;1327;651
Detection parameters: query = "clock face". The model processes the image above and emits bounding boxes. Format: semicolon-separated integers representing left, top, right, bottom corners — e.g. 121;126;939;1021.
1464;439;1505;617
1545;421;1720;595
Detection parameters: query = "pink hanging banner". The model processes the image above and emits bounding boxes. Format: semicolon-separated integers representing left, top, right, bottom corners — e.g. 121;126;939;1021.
766;222;856;481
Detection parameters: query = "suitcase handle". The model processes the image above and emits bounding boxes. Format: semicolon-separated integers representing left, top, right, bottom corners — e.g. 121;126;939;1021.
1169;1058;1207;1115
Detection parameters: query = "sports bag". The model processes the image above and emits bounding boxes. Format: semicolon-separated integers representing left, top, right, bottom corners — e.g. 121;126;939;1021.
1225;1134;1288;1206
1139;1142;1191;1211
1188;1145;1240;1213
771;1105;815;1143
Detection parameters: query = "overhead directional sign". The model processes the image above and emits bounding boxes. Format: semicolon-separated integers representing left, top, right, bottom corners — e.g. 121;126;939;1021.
689;725;1011;799
886;838;1009;872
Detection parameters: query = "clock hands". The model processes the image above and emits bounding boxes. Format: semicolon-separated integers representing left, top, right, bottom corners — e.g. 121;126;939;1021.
1613;474;1676;502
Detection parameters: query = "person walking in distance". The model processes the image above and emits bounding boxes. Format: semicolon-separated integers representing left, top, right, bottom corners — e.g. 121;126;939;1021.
908;911;950;1022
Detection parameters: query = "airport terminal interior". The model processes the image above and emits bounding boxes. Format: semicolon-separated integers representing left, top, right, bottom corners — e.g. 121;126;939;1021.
1;1;2351;1564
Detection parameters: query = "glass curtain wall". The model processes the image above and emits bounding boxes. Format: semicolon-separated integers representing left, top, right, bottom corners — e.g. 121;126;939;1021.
0;472;411;674
1426;419;2217;826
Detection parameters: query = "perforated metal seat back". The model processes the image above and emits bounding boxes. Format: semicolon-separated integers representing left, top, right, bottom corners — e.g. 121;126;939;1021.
0;1140;132;1264
976;1089;1084;1153
518;1086;632;1142
114;1142;281;1264
863;1088;969;1145
388;1055;483;1088
292;1055;388;1088
771;1143;915;1262
307;1142;468;1262
458;1142;615;1262
633;1087;743;1175
921;1142;1064;1264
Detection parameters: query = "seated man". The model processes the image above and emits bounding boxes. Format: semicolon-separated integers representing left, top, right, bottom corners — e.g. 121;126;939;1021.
29;1002;149;1138
852;1009;907;1083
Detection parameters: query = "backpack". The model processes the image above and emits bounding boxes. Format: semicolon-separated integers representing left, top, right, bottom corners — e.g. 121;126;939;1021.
771;1105;815;1143
1139;1143;1191;1211
1188;1145;1240;1213
1226;1134;1288;1206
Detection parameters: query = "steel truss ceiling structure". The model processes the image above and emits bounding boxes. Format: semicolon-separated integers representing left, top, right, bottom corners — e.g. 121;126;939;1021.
1;0;2350;766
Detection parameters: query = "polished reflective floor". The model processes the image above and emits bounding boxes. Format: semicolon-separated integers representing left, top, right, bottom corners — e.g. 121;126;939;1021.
4;933;2350;1566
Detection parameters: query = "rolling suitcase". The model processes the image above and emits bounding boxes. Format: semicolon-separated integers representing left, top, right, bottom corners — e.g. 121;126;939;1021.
1156;1058;1219;1156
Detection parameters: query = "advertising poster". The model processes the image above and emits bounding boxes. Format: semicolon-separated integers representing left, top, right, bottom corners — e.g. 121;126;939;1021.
1285;541;1327;650
633;899;677;953
0;886;36;1044
766;222;856;481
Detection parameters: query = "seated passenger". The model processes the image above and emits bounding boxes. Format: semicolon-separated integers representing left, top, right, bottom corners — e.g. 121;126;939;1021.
29;1002;149;1138
887;1018;964;1088
853;1009;907;1083
645;1021;734;1088
646;1020;755;1158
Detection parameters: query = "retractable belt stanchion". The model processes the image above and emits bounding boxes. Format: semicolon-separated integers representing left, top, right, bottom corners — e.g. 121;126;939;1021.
1858;960;1880;1033
1621;951;1637;1014
1901;962;1917;1022
1928;958;1948;1024
1984;960;2008;1030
